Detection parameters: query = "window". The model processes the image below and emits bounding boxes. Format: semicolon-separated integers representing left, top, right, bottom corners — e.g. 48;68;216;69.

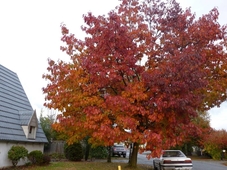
29;126;34;133
28;126;36;139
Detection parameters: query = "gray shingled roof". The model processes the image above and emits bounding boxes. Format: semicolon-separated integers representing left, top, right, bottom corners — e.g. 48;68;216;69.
19;110;34;125
0;64;48;143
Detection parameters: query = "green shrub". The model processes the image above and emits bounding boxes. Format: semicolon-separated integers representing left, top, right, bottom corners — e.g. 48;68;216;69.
42;154;51;165
50;152;65;161
8;145;28;166
28;150;44;165
90;146;108;159
64;142;83;161
204;143;226;160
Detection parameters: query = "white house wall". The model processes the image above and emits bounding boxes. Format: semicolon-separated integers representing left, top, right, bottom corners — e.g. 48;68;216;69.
0;141;44;168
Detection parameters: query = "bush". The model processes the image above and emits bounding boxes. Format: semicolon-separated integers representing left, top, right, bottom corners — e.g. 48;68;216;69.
50;152;65;161
28;150;44;165
205;145;223;160
8;145;28;166
64;142;83;161
42;154;51;165
90;146;108;159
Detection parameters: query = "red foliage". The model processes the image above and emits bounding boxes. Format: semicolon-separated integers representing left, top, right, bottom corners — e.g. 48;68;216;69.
43;0;227;157
206;129;227;150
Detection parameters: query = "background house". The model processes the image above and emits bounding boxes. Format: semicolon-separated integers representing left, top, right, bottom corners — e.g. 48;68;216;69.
0;64;48;168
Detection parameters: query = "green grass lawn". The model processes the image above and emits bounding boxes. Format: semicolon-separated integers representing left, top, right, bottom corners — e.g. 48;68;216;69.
9;161;153;170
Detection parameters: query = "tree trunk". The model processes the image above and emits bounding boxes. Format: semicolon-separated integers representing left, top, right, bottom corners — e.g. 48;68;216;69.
107;146;112;163
128;142;139;168
85;143;90;161
128;143;133;165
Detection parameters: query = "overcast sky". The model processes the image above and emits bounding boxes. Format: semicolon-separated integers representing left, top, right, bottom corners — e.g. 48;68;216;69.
0;0;226;130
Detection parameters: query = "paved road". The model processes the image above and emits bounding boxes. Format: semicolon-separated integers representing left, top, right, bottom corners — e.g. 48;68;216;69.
113;152;227;170
192;160;227;170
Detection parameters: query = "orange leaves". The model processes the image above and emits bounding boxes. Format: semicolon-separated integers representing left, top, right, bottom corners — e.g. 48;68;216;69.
148;112;164;123
122;82;147;103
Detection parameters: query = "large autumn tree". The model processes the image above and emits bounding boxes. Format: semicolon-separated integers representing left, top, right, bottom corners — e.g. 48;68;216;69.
43;0;227;167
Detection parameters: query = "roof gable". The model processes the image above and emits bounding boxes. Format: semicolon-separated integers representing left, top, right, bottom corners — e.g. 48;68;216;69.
0;64;48;143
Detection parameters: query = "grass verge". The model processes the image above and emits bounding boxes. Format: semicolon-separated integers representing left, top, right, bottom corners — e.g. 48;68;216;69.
6;161;153;170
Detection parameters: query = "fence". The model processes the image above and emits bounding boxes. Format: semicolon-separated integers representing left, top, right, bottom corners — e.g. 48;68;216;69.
46;140;65;154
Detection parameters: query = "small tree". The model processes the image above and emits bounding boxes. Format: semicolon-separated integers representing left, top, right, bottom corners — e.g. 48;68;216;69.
39;109;57;151
64;142;83;161
8;145;28;167
90;146;108;159
28;150;44;165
